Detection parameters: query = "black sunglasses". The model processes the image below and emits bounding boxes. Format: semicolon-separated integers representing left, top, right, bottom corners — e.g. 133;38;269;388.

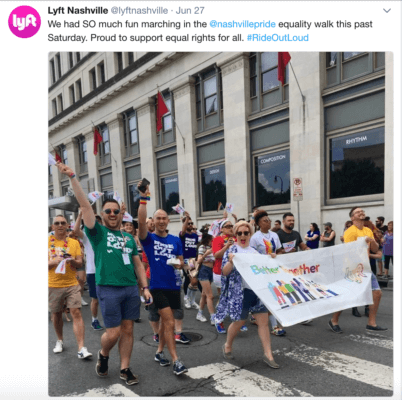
188;222;194;226
237;231;250;236
104;209;120;215
54;221;67;226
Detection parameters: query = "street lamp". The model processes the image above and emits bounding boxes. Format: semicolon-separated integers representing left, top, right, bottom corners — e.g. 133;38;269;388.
274;175;283;194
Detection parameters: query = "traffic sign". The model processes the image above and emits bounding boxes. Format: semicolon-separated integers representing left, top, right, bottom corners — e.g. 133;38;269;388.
293;177;303;201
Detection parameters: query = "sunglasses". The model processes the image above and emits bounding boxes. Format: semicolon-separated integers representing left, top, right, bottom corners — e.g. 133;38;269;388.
188;222;194;226
237;231;250;237
54;221;67;226
104;209;121;215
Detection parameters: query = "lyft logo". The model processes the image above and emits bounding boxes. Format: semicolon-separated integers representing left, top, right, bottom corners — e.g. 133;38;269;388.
9;6;41;38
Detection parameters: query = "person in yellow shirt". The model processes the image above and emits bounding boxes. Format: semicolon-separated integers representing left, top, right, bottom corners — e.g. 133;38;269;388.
328;207;387;334
48;214;92;359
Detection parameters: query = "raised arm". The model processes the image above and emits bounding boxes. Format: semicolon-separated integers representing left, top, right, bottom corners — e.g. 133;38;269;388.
72;209;84;239
180;211;190;236
138;184;148;241
57;162;95;229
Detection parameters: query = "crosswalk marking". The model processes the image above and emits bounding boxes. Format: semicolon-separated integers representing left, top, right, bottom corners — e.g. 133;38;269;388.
65;383;138;397
187;362;313;397
281;344;393;391
345;333;393;349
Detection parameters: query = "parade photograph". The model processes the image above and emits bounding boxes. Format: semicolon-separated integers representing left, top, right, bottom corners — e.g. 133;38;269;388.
48;51;393;397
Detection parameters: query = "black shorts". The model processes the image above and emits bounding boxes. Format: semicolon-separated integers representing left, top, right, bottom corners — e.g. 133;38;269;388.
151;289;181;311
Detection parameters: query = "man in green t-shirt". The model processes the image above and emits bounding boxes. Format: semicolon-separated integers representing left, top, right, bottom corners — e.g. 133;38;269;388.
57;162;151;386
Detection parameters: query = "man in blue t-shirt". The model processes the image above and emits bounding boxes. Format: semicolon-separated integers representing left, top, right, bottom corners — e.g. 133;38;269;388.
179;212;199;308
138;184;188;376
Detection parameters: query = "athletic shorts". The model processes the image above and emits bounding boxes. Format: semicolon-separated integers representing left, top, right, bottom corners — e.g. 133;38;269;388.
371;274;381;291
198;265;213;282
86;273;97;299
239;288;268;320
150;289;181;311
213;273;222;288
48;284;81;313
148;297;183;321
96;285;140;328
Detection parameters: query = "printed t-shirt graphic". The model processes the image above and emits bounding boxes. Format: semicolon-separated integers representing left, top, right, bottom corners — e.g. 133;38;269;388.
179;232;198;261
276;229;303;252
84;221;138;286
48;237;81;288
250;230;282;255
140;232;183;290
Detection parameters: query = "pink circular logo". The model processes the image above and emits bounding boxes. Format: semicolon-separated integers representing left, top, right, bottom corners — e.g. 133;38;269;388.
8;6;41;38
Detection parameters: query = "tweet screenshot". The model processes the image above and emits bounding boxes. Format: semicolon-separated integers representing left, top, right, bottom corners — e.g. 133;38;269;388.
2;0;401;397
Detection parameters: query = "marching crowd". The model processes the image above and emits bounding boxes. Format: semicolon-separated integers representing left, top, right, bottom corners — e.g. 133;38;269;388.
48;162;393;385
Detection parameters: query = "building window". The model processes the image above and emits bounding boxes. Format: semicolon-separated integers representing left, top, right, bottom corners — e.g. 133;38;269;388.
68;52;74;69
89;68;97;91
61;145;68;165
195;67;223;133
249;52;289;113
48;166;53;185
50;58;56;84
57;94;63;113
161;175;180;216
123;109;139;157
254;149;291;207
76;52;81;63
115;52;123;73
128;52;134;65
69;84;75;105
201;164;226;213
126;164;141;218
77;135;88;174
52;99;57;116
156;92;174;146
325;52;385;87
328;127;384;200
75;79;82;101
55;53;62;79
100;172;113;201
97;61;106;85
99;124;110;166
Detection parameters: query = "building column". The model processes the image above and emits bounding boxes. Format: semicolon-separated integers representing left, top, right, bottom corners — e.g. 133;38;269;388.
65;137;80;179
50;150;62;197
288;52;324;234
384;52;393;221
84;129;101;213
136;98;159;214
218;53;251;219
106;115;126;203
171;76;198;220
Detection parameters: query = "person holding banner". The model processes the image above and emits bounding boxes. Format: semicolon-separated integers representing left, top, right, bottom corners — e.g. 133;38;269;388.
217;221;279;369
56;162;152;386
329;207;387;333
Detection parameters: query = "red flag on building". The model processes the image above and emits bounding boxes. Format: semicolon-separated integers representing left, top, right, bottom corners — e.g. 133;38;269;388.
93;126;103;155
55;151;62;163
156;91;169;133
278;52;291;86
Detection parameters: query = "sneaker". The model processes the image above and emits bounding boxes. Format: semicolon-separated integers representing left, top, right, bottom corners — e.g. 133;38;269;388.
271;326;286;336
366;325;388;331
328;320;343;334
184;299;191;309
153;333;159;343
154;351;171;367
210;314;216;325
120;368;139;385
175;332;191;344
53;340;63;353
95;350;109;377
81;297;89;306
78;347;93;359
215;322;226;334
250;315;257;325
91;319;104;331
196;311;207;322
240;325;248;332
173;359;188;375
191;302;200;310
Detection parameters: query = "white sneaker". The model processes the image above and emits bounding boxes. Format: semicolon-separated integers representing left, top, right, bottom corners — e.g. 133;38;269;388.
196;312;207;322
78;347;93;359
53;340;63;353
184;299;191;309
81;297;88;306
191;302;200;310
210;314;216;325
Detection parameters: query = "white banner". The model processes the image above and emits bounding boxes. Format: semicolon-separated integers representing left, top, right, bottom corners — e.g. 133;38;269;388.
233;238;373;326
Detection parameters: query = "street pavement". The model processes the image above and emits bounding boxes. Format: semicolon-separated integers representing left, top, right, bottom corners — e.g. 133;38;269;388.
49;286;393;397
